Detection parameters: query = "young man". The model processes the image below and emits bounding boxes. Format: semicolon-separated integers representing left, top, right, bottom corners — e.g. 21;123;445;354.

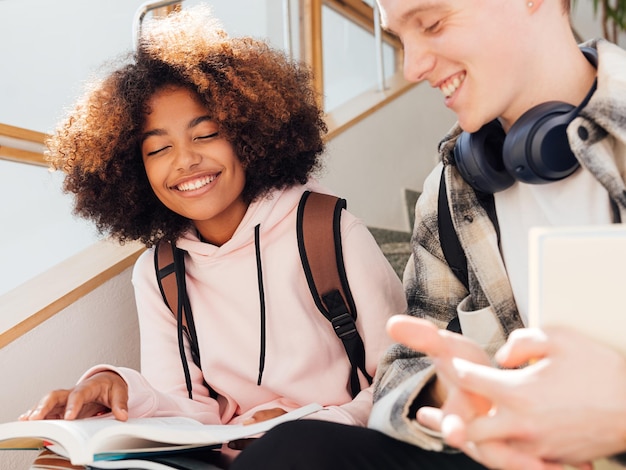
230;0;626;468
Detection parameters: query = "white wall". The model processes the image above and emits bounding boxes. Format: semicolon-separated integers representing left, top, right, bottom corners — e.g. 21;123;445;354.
0;268;139;470
0;161;100;295
321;84;455;232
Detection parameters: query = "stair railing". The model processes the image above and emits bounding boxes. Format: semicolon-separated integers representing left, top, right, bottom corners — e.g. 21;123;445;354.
132;0;184;50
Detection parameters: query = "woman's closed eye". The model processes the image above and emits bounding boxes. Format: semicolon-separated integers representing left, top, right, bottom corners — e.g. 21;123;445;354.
143;130;219;156
146;145;171;156
194;131;219;141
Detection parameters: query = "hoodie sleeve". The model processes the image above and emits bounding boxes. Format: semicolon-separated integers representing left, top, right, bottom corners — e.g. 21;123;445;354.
77;364;221;423
75;249;223;424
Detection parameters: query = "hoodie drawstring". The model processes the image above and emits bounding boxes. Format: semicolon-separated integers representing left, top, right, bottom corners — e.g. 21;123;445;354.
254;224;267;386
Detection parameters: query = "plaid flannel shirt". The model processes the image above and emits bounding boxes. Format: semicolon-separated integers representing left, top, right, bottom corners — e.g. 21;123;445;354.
369;39;626;464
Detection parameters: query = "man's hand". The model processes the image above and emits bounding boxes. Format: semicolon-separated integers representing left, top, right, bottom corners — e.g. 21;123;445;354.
387;315;492;430
443;327;626;466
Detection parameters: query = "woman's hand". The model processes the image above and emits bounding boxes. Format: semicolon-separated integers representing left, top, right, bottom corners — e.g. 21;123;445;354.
228;408;288;450
19;371;128;421
241;407;287;425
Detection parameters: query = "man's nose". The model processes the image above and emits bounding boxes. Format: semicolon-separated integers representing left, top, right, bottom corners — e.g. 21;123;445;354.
403;41;435;83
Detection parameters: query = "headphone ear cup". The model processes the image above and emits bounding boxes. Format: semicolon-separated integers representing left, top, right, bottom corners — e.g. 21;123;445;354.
503;102;580;184
453;120;513;194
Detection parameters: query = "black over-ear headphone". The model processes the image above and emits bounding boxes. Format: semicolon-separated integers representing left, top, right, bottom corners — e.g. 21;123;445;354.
453;47;598;194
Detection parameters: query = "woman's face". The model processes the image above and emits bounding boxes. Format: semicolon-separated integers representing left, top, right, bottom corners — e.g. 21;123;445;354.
141;86;247;246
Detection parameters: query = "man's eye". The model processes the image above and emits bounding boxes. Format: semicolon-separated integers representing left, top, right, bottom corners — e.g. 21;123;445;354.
424;20;441;33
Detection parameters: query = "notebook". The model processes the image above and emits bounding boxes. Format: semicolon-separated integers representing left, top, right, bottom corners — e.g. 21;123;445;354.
527;224;626;356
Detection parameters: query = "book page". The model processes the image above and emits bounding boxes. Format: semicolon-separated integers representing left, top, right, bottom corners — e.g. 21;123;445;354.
0;403;323;465
92;403;322;457
0;418;127;464
528;224;626;355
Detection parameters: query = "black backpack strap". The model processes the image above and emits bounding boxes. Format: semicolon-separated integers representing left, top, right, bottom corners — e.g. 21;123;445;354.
155;241;179;314
155;241;213;400
296;191;372;398
438;168;498;334
438;169;469;292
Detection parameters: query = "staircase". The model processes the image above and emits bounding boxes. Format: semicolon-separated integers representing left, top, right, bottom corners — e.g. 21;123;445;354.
368;188;419;278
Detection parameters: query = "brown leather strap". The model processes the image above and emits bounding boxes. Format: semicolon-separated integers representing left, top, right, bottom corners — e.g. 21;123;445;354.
299;192;350;312
156;241;187;330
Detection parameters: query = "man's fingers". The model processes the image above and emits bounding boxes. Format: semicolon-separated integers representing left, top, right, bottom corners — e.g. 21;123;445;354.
495;328;549;368
440;413;467;448
415;405;444;433
387;316;444;357
448;357;516;404
442;384;492;421
463;410;528;444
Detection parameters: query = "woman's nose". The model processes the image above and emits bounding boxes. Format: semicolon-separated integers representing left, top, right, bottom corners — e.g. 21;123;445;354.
174;145;202;171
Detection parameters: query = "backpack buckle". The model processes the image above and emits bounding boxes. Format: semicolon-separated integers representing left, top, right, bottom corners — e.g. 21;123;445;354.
331;312;357;339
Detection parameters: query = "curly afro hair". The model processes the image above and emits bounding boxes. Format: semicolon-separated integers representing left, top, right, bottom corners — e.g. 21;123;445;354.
46;5;326;247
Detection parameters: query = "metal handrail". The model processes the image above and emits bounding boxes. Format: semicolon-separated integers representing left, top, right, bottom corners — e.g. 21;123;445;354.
372;1;387;91
132;0;184;50
283;0;293;58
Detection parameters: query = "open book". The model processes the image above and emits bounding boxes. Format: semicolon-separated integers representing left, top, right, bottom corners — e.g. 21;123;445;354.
528;224;626;355
0;403;322;466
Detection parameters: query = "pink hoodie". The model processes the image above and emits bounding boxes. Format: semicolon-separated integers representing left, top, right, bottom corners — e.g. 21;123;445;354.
83;182;406;427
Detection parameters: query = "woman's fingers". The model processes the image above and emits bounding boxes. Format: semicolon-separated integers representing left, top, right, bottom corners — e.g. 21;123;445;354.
21;390;72;420
20;371;129;422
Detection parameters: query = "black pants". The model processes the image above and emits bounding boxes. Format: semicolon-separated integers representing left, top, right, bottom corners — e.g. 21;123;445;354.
230;420;488;470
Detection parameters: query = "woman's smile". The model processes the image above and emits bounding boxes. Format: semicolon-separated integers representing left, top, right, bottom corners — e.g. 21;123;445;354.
171;172;220;193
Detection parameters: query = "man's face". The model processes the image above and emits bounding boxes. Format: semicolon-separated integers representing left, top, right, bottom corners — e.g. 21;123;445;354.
377;0;536;133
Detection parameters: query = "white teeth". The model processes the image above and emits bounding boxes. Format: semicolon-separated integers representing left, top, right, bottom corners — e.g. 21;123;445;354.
177;175;216;191
440;73;465;98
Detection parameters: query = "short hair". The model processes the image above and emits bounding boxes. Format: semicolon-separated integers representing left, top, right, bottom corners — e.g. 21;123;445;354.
46;6;326;246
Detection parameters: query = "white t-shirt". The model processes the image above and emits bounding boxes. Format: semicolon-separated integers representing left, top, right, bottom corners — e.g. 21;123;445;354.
494;166;613;325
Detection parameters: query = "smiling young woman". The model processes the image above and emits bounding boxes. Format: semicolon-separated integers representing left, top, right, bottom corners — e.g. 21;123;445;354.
23;5;408;469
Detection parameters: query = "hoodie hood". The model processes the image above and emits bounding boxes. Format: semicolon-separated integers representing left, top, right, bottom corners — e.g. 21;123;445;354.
172;180;335;390
175;180;333;258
